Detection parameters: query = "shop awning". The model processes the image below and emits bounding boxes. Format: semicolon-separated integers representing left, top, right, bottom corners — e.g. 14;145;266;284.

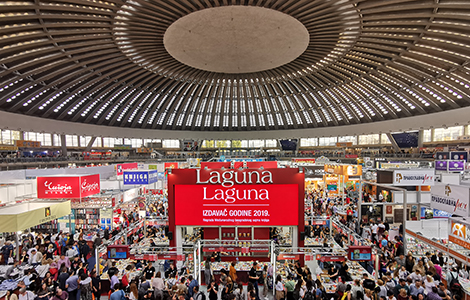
0;201;71;232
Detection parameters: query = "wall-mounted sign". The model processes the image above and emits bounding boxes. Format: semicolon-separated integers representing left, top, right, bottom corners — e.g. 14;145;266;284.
435;161;448;171
431;184;469;216
136;148;153;153
448;161;465;172
16;140;41;148
450;152;468;162
392;169;434;186
37;174;100;199
336;142;353;147
107;245;129;259
123;170;158;185
164;162;179;170
292;158;316;164
449;220;470;250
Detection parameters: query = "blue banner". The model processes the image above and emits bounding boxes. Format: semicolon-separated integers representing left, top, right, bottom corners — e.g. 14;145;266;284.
123;170;159;185
450;151;468;162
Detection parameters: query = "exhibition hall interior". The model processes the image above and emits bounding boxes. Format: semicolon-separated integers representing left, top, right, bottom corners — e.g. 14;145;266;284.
1;1;470;300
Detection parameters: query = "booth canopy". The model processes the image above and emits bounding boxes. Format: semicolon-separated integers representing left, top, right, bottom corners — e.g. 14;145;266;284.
0;201;71;232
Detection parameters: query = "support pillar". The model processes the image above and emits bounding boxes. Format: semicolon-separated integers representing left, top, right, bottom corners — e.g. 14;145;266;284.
386;133;401;153
418;129;424;148
60;135;67;157
85;137;97;152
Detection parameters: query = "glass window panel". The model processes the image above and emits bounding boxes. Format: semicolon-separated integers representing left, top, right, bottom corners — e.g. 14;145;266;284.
380;134;391;144
42;134;51;146
358;134;380;145
300;138;318;147
162;139;180;148
248;140;264;148
422;130;431;143
265;139;277;147
434;126;464;142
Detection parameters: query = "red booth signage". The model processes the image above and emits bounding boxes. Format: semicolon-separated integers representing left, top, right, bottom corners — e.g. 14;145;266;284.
168;168;305;248
37;174;100;198
277;254;300;260
116;163;138;176
175;183;298;226
165;162;179;170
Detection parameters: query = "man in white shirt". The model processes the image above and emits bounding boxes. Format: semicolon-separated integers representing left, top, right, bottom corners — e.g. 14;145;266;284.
371;221;379;243
28;249;39;266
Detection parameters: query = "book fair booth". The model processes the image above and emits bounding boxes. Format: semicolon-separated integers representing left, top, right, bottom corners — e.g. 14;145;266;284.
166;163;305;283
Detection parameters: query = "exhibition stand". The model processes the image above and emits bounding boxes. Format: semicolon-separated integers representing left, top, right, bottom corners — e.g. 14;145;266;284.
0;200;71;259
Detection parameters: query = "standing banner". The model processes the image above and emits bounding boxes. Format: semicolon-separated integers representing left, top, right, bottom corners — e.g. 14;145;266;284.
449;220;470;250
448;161;465;172
431;184;469;216
393;169;434;186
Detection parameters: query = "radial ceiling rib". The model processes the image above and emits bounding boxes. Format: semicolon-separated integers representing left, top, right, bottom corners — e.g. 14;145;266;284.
1;0;470;131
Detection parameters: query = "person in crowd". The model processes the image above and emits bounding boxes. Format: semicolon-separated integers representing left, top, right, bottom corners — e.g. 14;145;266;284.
65;270;79;300
52;288;69;300
275;275;285;300
424;275;437;295
249;262;260;300
208;280;218;300
393;279;409;298
110;284;126;300
18;288;35;300
427;287;443;300
151;271;165;291
409;280;424;297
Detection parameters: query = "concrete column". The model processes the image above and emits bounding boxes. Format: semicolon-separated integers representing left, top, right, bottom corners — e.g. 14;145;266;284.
19;131;24;140
355;135;359;145
418;129;424;148
464;125;469;136
85;137;97;152
386;133;401;152
50;134;54;146
430;129;435;142
60;135;67;156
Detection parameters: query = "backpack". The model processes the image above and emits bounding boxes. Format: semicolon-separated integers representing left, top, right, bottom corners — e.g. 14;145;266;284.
449;272;462;295
196;292;206;300
305;290;315;300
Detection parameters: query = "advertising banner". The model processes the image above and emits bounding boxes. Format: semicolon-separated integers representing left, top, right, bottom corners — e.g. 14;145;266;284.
324;164;362;176
123;170;158;185
348;246;372;261
435;161;448;171
449;220;470;250
165;162;179;170
122;187;142;203
116;162;138;176
431;184;469;216
451;151;468;162
175;184;298;226
80;174;101;197
16;140;41;148
392;169;434;186
448;160;465;172
292;158;316;164
37;174;100;198
336;142;353;147
436;152;450;160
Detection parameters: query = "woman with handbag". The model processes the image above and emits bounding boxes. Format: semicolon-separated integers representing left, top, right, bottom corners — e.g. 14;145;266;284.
275;275;286;300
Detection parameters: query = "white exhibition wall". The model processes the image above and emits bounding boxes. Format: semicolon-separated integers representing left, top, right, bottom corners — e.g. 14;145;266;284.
391;191;431;204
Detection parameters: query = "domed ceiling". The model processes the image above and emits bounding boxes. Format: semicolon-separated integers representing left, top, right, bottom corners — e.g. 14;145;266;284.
1;0;470;132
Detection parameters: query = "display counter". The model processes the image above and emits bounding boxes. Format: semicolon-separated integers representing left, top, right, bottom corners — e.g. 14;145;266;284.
318;261;373;294
201;261;267;284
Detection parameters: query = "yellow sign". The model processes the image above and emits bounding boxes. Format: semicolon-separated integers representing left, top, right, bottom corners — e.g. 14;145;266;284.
324;164;362;176
0;146;18;151
16;140;41;148
149;165;158;170
336;142;353;147
136;148;153;153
